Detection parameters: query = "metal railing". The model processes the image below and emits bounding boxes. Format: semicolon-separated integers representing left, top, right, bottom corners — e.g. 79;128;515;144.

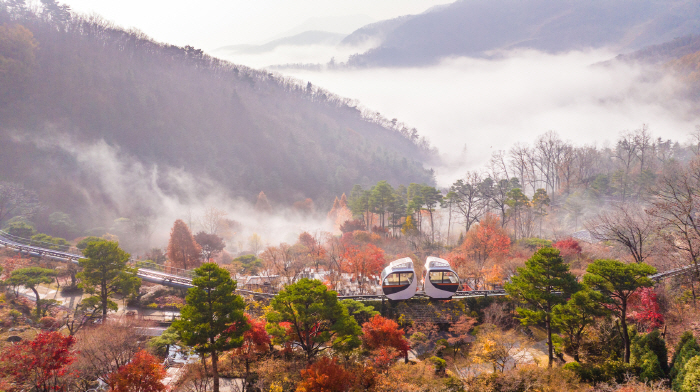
0;230;75;253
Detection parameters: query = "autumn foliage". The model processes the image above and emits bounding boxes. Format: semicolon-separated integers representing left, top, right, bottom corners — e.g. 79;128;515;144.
343;243;386;294
628;287;664;331
553;238;582;259
460;213;511;262
362;314;411;363
167;219;202;270
296;357;355;392
446;213;510;288
226;314;271;375
106;349;167;392
0;331;76;392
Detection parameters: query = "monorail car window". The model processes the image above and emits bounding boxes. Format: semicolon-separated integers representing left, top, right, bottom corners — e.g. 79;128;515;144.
429;271;459;284
383;272;414;286
384;274;400;285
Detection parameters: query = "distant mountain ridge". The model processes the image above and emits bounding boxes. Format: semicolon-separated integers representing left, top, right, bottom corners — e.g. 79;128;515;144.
215;31;347;54
342;0;700;67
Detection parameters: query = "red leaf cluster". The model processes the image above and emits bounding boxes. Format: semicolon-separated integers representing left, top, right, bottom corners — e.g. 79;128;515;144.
0;331;76;392
228;314;271;359
553;238;582;258
628;287;664;331
362;315;410;357
107;349;167;392
297;357;355;392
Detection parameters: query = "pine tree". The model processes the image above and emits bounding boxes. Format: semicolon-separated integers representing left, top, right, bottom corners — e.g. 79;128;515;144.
505;247;580;367
173;263;249;392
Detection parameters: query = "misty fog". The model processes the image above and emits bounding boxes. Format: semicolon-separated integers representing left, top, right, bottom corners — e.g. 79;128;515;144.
267;49;700;185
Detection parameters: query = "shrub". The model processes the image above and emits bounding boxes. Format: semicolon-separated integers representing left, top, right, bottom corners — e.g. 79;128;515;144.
429;356;447;375
518;237;552;250
38;316;58;330
553;238;582;258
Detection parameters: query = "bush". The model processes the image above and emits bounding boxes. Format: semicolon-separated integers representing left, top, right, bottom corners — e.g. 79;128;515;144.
567;359;636;384
38;316;58;330
518;237;552;250
429;356;447;375
76;236;103;250
5;221;36;239
681;356;700;392
631;330;668;376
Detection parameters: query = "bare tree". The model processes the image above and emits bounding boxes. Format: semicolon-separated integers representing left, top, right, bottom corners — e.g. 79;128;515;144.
200;207;227;235
647;160;700;303
73;320;145;384
586;203;657;264
450;171;486;233
260;244;305;285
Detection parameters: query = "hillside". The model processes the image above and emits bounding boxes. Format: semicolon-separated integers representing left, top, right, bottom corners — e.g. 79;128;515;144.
344;0;700;67
0;3;434;232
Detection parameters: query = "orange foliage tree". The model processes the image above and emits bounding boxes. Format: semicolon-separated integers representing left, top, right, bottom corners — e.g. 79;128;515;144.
106;349;167;392
343;243;386;294
298;232;327;271
362;315;411;366
446;213;510;289
296;357;355;392
167;219;202;270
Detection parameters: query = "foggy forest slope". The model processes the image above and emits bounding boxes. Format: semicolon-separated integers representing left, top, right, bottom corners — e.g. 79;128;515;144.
0;4;434;229
344;0;700;67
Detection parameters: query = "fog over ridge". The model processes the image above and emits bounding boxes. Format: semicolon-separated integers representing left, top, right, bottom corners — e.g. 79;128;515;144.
276;48;700;186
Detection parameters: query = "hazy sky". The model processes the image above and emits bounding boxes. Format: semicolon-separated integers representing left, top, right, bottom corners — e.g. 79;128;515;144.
58;0;451;50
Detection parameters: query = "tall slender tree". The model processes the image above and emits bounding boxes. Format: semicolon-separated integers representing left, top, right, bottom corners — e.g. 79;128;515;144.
173;263;249;392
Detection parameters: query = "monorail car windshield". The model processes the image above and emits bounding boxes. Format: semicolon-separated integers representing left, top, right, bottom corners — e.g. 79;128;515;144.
381;257;417;300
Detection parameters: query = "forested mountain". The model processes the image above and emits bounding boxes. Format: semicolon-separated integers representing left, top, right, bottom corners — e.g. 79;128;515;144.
0;2;434;231
344;0;700;67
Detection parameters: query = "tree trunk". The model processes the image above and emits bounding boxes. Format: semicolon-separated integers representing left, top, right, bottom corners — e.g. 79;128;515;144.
211;350;220;392
621;301;630;363
546;313;553;368
31;286;41;317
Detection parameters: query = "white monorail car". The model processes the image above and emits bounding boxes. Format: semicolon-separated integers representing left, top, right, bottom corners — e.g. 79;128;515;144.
381;257;417;300
423;256;460;299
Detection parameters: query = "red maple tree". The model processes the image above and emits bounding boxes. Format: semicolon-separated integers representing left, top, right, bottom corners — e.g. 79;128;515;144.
296;357;354;392
343;244;386;294
226;314;271;388
106;349;167;392
628;287;664;331
0;331;76;392
362;314;410;366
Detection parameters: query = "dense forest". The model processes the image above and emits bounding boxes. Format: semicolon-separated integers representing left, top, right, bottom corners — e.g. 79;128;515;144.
0;1;434;234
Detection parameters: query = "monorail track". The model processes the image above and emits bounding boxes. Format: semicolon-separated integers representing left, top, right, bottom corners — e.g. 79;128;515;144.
1;231;697;301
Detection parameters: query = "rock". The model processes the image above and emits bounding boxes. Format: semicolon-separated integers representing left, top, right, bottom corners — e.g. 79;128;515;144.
6;335;22;342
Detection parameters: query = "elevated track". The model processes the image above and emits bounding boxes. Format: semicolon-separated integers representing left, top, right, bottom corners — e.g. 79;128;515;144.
1;231;697;301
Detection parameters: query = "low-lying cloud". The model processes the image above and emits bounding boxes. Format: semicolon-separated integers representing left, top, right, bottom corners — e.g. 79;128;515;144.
13;131;333;254
212;41;379;69
278;49;700;185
